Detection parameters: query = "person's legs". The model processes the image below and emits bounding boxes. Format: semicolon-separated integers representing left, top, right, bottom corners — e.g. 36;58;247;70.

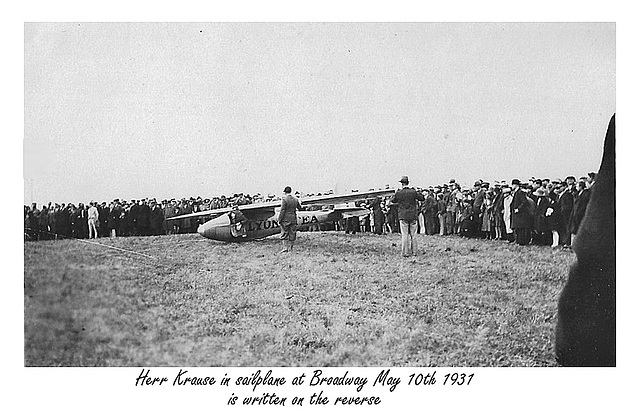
409;220;418;255
288;225;297;251
400;220;410;256
445;211;453;234
438;214;445;236
280;224;289;252
280;223;297;252
515;228;529;245
560;221;571;247
88;220;97;239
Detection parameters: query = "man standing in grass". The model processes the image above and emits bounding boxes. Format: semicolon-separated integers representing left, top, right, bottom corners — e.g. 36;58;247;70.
87;202;99;239
391;176;425;257
278;186;302;253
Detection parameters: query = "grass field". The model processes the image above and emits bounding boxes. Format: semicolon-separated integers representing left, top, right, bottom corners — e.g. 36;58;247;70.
24;231;574;367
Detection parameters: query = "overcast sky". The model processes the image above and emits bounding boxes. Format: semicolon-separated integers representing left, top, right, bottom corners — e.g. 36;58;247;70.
24;22;615;204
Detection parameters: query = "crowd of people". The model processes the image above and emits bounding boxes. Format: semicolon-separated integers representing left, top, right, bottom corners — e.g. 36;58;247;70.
311;173;596;250
24;172;596;249
375;173;597;249
24;192;275;240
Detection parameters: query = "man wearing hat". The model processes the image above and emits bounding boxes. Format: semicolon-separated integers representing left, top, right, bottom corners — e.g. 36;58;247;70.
98;201;109;238
423;187;438;235
149;200;164;236
278;186;303;253
566;175;577;196
586;172;597;189
391;176;425;257
533;187;552;245
473;180;486;235
109;200;123;238
558;181;574;248
138;199;151;236
570;180;591;239
510;179;533;245
531;179;543;196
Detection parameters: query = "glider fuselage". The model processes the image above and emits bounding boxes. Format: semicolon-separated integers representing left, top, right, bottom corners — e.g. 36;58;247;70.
197;209;338;241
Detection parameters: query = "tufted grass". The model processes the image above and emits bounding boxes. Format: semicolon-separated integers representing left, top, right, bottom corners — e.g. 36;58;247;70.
24;231;573;366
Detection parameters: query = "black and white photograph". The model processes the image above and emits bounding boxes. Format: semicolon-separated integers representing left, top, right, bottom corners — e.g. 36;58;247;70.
12;3;636;413
23;20;615;366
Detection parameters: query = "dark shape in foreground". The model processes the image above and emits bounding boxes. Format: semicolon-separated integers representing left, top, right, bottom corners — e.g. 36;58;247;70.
555;114;615;366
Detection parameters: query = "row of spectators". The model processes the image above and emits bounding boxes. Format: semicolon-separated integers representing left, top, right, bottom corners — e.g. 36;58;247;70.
23;191;333;240
24;173;595;248
357;173;595;248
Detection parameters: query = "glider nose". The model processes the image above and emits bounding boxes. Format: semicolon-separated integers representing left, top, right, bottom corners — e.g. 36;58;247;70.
197;219;218;239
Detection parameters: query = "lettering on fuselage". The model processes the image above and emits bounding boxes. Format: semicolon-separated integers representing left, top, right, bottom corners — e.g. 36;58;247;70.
245;215;319;233
299;215;319;226
246;219;279;232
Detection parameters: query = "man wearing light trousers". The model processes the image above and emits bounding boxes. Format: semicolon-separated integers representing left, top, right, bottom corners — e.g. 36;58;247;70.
391;176;425;257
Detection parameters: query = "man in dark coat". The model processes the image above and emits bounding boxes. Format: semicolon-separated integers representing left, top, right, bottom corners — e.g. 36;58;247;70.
510;179;532;245
423;188;438;235
71;203;86;239
149;201;165;236
570;181;591;236
391;176;425;257
129;200;140;236
121;203;132;236
472;181;486;236
532;188;552;245
48;204;59;239
278;186;303;253
137;200;151;236
566;175;578;199
98;202;110;237
28;203;40;240
56;204;71;238
38;205;50;240
108;201;123;237
558;182;574;248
